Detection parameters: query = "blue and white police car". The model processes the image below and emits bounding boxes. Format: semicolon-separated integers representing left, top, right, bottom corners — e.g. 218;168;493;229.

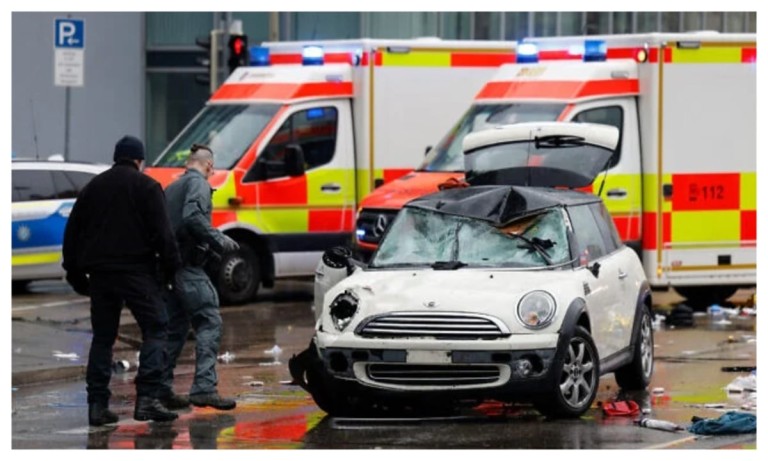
12;159;108;291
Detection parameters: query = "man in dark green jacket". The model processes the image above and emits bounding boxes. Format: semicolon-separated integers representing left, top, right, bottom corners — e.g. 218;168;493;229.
162;143;239;410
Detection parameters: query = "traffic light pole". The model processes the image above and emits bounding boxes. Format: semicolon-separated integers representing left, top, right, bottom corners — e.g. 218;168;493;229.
209;29;222;94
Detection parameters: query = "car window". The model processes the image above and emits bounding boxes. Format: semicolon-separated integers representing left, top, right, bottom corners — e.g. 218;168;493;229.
247;106;338;181
567;204;608;265
572;106;623;167
65;171;99;193
589;202;622;252
52;171;79;199
372;207;569;268
12;170;57;202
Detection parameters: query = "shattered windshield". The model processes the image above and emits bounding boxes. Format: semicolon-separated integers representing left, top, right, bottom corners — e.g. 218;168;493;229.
371;207;570;269
153;103;281;169
418;103;566;172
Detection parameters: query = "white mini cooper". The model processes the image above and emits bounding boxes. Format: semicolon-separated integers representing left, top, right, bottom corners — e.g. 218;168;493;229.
289;122;653;418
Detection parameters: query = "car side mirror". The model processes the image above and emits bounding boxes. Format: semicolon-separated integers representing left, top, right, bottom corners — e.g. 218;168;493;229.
285;144;306;177
589;261;601;278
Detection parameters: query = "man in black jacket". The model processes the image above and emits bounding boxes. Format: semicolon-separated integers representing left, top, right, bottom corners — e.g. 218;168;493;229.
63;135;182;426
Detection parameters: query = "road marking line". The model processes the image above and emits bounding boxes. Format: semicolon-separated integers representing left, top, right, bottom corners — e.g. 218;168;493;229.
12;299;89;312
644;435;697;449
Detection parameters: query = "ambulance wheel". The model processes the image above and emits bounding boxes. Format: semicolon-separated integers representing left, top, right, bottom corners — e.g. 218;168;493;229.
675;285;738;310
217;241;260;305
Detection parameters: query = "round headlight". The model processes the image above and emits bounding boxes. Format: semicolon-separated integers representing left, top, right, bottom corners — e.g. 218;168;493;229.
517;291;556;329
329;290;359;331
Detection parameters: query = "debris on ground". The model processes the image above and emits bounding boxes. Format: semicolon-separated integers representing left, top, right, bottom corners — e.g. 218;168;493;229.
721;366;756;373
244;381;264;387
218;351;236;363
635;417;685;432
688;411;756;435
112;360;131;373
601;400;640;417
664;304;694;327
52;351;79;361
725;371;757;412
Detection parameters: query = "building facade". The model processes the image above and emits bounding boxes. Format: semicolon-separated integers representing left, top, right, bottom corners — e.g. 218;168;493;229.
12;11;757;164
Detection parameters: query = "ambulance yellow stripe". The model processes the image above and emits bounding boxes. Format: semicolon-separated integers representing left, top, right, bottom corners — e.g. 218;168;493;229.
212;172;238;208
671;210;740;243
593;173;642;214
12;252;61;266
381;51;451;67
740;172;756;210
642;174;672;213
235;208;307;233
671;47;743;64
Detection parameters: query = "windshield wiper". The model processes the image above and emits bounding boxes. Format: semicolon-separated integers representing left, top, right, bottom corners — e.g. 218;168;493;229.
431;260;467;270
535;135;585;148
507;234;555;266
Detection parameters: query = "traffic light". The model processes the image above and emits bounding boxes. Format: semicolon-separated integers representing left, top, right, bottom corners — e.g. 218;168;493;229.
227;34;248;75
195;34;213;87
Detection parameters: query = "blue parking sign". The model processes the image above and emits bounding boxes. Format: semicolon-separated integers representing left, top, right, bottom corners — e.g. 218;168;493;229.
54;18;85;49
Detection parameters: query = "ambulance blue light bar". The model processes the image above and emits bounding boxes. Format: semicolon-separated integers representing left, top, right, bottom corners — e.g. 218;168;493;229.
303;46;324;65
583;40;607;62
249;46;270;66
516;43;539;63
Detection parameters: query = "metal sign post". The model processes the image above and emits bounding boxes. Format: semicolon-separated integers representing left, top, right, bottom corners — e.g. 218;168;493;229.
54;17;85;161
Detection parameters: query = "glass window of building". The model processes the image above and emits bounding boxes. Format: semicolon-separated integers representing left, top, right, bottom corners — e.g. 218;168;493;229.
292;12;361;40
662;12;681;32
585;12;610;35
473;12;501;39
725;12;745;32
534;12;557;37
441;12;471;39
368;12;437;39
704;12;724;31
747;12;756;32
683;12;703;31
560;12;583;35
146;12;213;47
612;12;633;34
233;12;270;44
636;12;659;32
503;12;529;40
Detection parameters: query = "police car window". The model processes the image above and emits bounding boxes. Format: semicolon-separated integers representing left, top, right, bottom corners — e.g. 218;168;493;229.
52;171;78;199
12;170;57;202
572;106;623;167
249;107;338;181
567;204;607;265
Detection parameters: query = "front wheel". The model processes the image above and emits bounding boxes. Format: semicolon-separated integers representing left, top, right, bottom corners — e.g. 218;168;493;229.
614;307;654;390
215;241;261;305
535;326;600;419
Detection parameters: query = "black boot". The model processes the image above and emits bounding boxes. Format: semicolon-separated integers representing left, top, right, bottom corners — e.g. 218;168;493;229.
89;402;119;426
134;396;178;422
189;392;237;410
162;393;190;410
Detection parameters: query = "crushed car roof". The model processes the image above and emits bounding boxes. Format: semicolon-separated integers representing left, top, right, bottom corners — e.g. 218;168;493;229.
406;185;601;226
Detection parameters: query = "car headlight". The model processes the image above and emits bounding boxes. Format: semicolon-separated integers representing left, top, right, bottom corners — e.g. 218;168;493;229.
329;290;359;331
517;291;556;329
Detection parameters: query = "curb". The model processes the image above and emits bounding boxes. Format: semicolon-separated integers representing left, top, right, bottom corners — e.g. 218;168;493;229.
12;365;86;387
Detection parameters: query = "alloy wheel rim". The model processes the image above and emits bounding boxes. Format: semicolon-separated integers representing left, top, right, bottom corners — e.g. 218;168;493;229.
640;313;653;377
559;337;596;408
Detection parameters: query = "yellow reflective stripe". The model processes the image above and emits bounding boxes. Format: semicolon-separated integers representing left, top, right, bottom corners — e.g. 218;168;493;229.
356;169;372;201
671;210;740;243
12;251;61;266
306;169;356;206
382;51;451;67
740;172;756;210
668;263;756;272
211;172;238;208
671;47;742;63
641;174;672;212
237;208;307;233
593;173;641;214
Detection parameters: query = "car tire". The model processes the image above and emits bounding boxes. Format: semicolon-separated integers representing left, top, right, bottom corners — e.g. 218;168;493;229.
12;280;30;294
614;307;654;390
215;241;260;306
535;326;600;419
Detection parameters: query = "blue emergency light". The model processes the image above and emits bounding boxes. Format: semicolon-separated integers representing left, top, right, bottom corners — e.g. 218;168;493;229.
516;43;539;63
583;40;607;62
303;46;324;65
249;46;270;66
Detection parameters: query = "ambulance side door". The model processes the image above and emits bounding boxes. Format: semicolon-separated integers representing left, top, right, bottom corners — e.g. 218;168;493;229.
565;98;642;254
242;99;355;274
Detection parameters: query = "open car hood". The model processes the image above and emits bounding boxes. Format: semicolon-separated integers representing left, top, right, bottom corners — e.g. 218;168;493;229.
462;122;619;188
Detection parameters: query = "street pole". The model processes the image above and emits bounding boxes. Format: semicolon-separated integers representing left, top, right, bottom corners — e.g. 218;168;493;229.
64;86;70;161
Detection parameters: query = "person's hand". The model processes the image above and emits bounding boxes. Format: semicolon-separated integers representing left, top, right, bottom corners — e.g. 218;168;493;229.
221;235;240;253
66;271;90;296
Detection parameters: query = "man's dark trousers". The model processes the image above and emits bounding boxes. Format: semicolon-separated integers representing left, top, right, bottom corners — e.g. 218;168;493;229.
86;272;169;405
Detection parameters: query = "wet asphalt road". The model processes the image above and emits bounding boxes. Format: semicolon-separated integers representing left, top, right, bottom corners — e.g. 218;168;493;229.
11;281;758;449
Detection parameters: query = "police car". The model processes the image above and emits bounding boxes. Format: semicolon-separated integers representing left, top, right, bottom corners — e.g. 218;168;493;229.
12;160;108;291
290;122;653;418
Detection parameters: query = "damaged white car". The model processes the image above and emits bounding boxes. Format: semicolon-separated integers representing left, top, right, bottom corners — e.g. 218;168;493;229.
290;122;653;418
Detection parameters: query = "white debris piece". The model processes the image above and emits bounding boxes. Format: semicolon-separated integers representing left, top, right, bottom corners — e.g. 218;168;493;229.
651;315;664;331
652;387;665;395
218;351;236;363
264;344;283;358
245;381;264;387
725;374;756;395
52;350;80;361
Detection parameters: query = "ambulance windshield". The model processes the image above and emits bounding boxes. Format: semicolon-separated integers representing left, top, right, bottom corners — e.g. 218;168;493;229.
154;103;281;169
419;103;566;172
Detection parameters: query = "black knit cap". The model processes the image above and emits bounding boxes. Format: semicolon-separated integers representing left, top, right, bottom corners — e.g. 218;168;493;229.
113;135;145;161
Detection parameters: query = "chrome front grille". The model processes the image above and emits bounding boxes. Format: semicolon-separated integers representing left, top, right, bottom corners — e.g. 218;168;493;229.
356;312;509;340
366;363;502;386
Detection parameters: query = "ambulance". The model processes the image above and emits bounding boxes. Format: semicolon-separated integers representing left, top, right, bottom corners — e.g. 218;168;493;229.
146;38;517;304
355;32;756;308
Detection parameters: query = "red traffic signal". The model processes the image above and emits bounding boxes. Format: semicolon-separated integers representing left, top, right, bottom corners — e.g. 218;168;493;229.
227;34;248;74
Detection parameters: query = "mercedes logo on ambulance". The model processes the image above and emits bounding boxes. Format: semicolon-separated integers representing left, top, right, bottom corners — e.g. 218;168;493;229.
373;214;389;238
